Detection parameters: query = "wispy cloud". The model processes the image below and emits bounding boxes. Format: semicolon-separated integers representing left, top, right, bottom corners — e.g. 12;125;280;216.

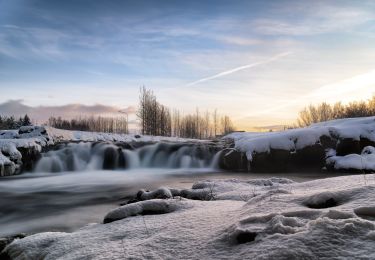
186;52;292;86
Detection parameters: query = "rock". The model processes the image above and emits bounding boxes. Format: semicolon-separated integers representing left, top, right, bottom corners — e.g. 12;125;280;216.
115;142;134;150
17;146;41;172
219;148;248;171
102;146;119;170
336;138;361;156
250;149;290;172
290;144;325;171
117;148;126;168
319;135;336;149
0;233;27;255
360;137;375;151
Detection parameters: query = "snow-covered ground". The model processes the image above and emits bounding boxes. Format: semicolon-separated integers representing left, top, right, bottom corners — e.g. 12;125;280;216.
3;174;375;259
226;116;375;171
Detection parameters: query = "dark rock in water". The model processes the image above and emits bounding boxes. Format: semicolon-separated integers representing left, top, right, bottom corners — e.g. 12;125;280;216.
319;135;336;149
219;148;248;171
290;144;325;171
251;149;290;172
134;135;141;139
117;148;126;168
115;142;134;150
0;233;27;257
102;146;119;170
360;137;375;151
0;163;14;177
336;138;361;156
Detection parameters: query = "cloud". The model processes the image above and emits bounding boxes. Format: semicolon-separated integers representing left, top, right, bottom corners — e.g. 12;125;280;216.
0;100;137;123
253;6;374;36
186;52;292;86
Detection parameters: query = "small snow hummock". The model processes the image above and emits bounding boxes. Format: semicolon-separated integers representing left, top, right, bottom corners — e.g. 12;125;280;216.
3;174;375;259
327;146;375;171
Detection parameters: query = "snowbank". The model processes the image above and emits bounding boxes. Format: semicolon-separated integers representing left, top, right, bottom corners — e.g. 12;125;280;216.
327;146;375;172
3;174;374;259
223;116;375;172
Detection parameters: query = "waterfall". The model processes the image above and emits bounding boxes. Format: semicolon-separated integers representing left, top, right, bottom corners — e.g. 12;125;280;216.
34;142;222;173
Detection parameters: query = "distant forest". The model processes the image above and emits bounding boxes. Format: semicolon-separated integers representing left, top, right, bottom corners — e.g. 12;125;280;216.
43;87;235;138
2;94;375;136
46;87;235;139
48;116;129;134
297;96;375;127
0;115;32;130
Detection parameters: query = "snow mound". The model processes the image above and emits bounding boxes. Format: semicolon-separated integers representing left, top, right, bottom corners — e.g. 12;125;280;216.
327;146;375;171
104;199;190;224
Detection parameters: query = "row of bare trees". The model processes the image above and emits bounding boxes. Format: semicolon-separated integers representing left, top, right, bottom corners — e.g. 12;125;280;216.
137;87;235;138
48;116;129;134
297;96;375;127
137;87;172;136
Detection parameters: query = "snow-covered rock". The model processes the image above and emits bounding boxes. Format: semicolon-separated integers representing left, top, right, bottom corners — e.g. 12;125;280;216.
0;126;211;176
327;146;375;172
223;116;375;172
2;174;374;259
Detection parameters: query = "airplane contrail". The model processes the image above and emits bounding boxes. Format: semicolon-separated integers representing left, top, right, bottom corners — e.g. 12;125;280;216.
186;51;292;87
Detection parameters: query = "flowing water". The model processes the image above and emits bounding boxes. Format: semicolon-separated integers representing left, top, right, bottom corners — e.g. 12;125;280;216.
0;142;344;237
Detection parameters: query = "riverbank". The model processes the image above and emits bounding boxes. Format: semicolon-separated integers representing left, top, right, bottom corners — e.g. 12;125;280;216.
2;173;374;259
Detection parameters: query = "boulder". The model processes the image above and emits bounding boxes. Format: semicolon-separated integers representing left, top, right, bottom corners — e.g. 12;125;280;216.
360;137;375;151
336;138;361;156
290;144;326;171
102;146;119;170
219;148;248;171
17;146;41;172
250;149;290;172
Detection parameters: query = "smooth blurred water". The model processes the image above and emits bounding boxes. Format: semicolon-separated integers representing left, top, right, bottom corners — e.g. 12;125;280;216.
34;142;220;173
0;168;345;237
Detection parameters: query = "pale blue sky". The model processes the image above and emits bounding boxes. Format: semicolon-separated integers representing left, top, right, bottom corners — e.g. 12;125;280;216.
1;0;375;129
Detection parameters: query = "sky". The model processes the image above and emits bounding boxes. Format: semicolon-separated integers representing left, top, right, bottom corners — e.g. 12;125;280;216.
0;0;375;130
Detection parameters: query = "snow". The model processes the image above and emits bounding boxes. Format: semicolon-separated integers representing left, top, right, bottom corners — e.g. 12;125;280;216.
227;117;375;157
104;199;193;224
226;116;375;170
46;127;207;144
327;146;375;171
3;174;375;259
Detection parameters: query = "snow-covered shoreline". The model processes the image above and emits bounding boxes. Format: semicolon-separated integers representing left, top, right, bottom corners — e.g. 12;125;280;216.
1;116;375;176
2;174;374;259
222;116;375;172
